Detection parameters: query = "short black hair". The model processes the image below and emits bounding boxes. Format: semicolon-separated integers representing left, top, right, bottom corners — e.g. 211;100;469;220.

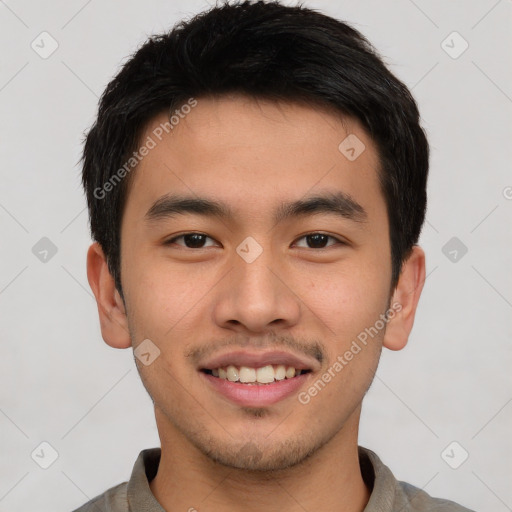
81;0;429;297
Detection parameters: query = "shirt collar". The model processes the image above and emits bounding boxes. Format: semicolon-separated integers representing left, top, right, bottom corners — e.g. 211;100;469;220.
127;447;166;511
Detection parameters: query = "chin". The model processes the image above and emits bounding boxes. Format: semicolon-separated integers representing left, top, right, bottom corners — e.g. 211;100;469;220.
196;435;323;473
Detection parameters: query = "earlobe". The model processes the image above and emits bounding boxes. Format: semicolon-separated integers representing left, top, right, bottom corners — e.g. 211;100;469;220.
382;245;426;351
86;242;131;349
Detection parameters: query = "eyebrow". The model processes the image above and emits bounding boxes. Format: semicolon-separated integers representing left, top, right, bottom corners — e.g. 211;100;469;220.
145;191;367;225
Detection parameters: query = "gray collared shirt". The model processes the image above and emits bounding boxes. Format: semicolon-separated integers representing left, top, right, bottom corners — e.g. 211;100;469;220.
72;446;475;511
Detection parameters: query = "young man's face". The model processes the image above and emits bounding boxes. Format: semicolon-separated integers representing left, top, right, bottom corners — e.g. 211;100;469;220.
89;95;424;471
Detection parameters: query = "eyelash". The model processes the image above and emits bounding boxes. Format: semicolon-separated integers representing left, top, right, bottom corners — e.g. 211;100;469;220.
164;232;346;250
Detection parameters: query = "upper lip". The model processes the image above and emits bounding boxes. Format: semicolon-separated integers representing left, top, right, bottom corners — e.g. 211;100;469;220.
198;350;320;372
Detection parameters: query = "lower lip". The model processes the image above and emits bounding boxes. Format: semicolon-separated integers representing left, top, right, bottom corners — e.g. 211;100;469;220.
201;372;311;407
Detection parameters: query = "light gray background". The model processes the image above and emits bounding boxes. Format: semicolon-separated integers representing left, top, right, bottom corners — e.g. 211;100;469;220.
0;1;511;510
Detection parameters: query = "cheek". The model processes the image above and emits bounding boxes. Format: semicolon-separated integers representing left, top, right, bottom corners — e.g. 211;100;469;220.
295;257;391;345
122;254;217;344
123;262;207;393
296;267;387;412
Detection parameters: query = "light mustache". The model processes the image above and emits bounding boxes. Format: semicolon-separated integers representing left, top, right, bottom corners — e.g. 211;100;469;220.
185;334;325;366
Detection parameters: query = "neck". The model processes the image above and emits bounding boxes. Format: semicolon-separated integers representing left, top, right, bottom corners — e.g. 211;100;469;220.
149;406;371;512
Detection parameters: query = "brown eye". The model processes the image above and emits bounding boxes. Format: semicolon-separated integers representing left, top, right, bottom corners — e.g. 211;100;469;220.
165;233;217;248
294;233;342;249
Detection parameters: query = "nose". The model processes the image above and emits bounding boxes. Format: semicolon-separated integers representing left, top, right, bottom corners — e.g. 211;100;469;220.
212;242;301;334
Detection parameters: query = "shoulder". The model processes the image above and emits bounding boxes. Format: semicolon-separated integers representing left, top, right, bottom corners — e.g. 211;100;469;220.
359;446;477;512
71;481;128;512
398;480;477;512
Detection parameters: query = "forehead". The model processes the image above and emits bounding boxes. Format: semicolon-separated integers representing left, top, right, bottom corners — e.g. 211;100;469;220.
124;95;385;226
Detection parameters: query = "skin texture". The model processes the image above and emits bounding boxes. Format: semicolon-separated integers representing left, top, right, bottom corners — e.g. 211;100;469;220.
87;95;425;512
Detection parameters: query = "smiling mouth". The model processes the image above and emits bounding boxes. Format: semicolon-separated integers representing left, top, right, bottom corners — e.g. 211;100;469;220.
201;364;312;385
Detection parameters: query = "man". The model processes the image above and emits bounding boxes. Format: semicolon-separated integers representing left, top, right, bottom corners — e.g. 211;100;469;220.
74;1;475;510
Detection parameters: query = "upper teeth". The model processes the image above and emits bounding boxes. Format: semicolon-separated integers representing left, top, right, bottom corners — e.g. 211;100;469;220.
211;365;303;384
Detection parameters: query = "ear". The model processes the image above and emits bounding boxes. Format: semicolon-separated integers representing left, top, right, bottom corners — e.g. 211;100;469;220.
86;242;131;349
382;245;426;351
